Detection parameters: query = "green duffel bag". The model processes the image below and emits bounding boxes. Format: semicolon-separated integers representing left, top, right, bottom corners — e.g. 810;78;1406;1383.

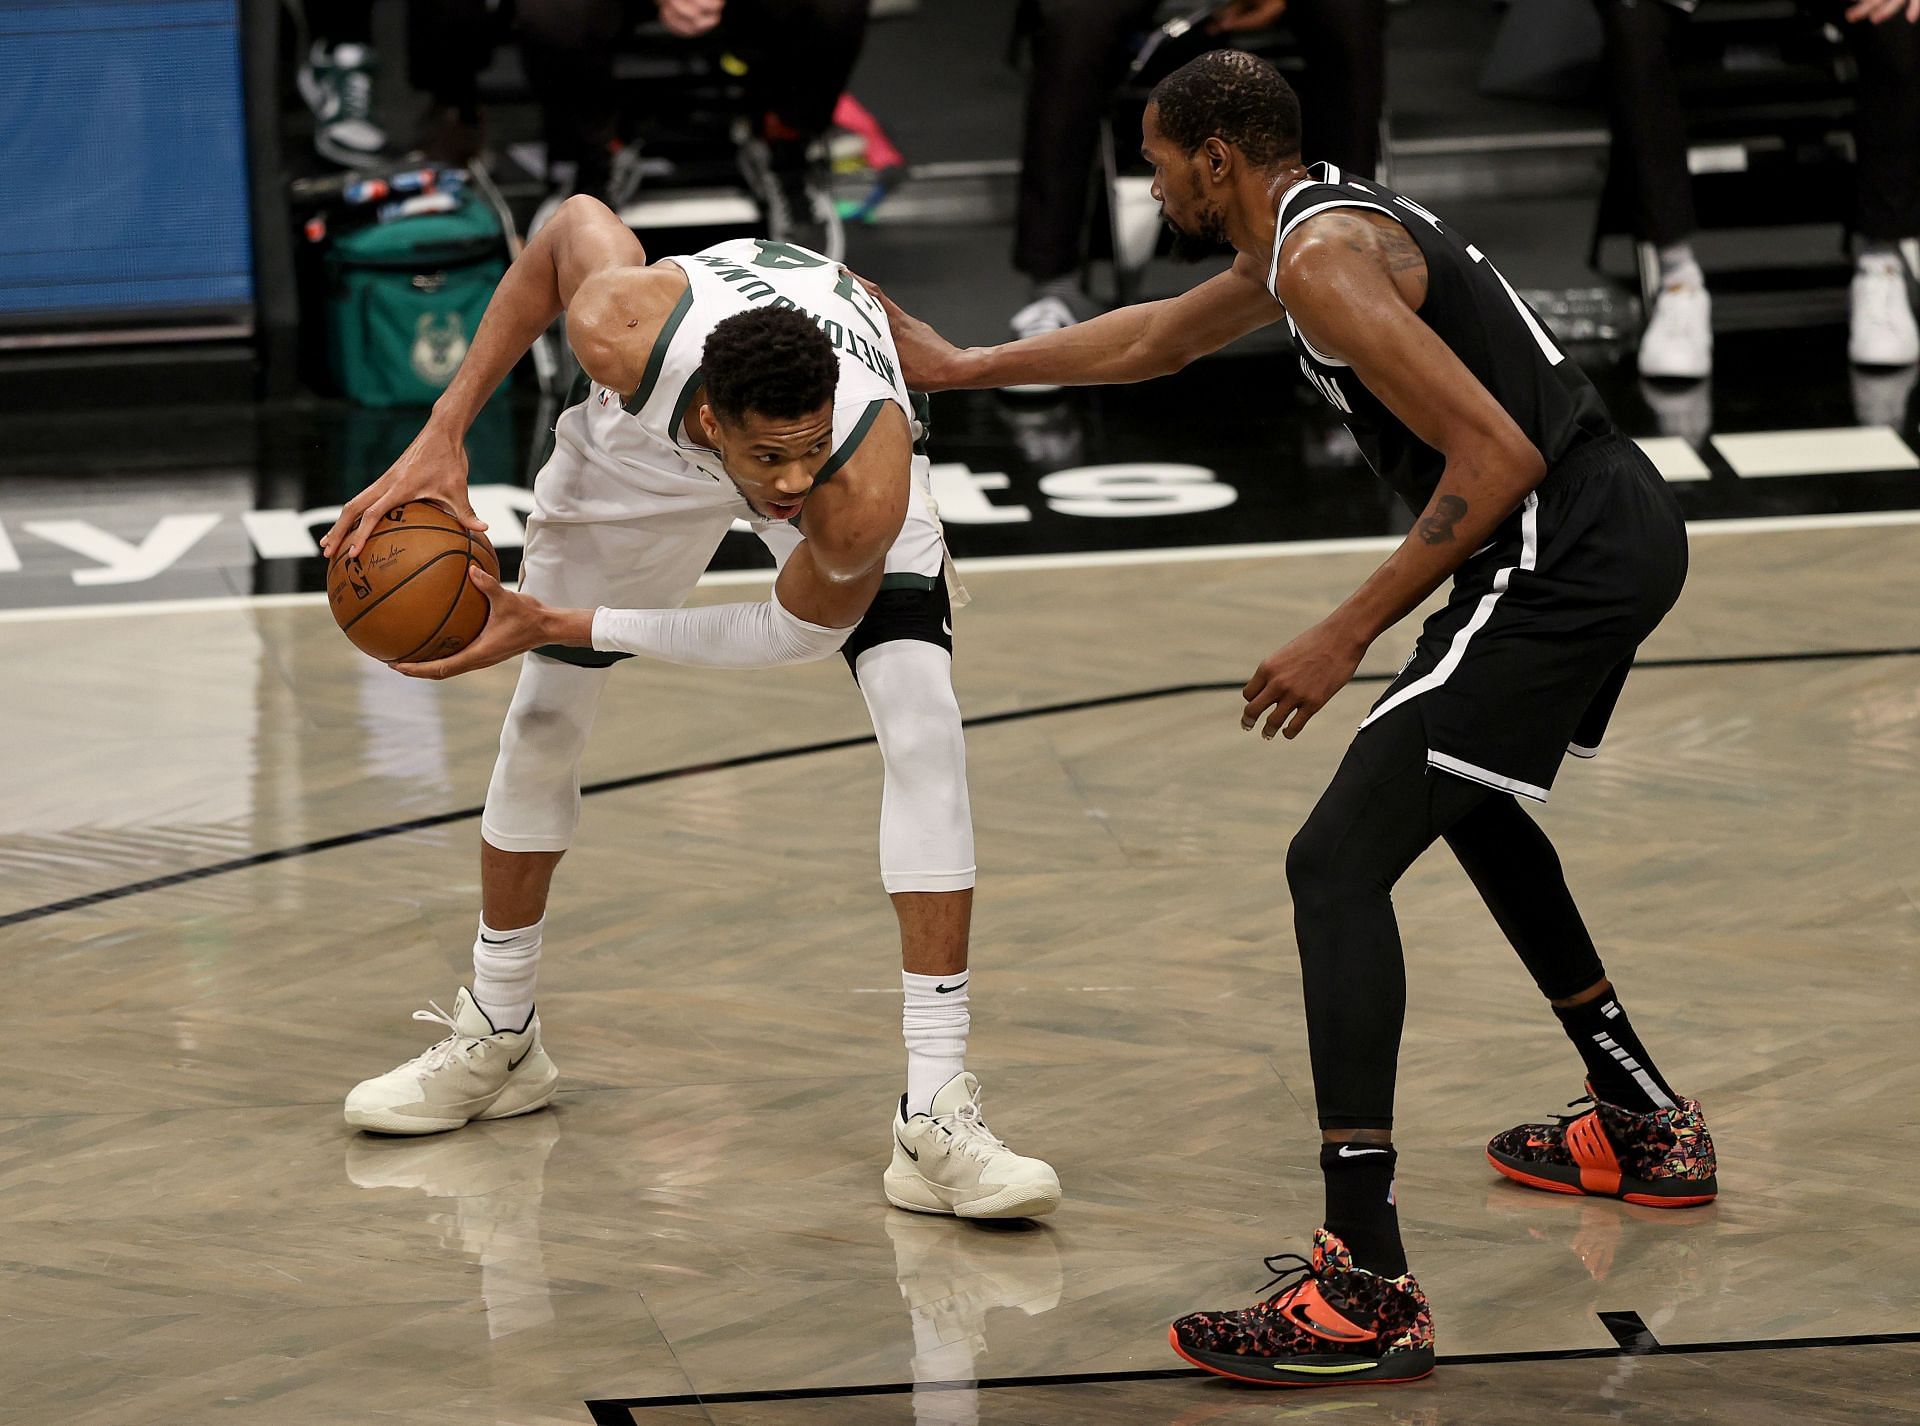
326;199;506;407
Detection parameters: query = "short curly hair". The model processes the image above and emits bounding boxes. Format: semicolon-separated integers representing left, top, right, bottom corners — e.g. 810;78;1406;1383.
1149;49;1301;168
701;305;839;424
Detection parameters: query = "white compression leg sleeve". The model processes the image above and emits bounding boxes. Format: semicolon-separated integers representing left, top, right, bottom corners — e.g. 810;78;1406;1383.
856;640;976;894
481;654;611;853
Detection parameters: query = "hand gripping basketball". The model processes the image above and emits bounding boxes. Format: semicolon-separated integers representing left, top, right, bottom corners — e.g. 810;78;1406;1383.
320;417;487;562
392;566;558;680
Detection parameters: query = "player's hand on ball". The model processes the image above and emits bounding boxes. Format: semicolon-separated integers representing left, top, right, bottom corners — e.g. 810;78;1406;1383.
393;567;549;680
1241;619;1369;742
855;274;965;391
321;417;487;562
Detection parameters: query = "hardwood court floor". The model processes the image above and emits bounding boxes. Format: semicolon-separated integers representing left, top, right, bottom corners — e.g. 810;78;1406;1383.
3;522;1918;1424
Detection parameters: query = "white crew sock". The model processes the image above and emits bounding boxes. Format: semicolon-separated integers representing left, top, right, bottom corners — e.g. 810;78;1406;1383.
902;969;969;1116
472;917;544;1033
1657;242;1702;289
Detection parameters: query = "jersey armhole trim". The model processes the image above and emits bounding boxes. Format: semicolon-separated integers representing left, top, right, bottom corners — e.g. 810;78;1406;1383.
668;367;705;446
623;284;695;415
816;398;888;484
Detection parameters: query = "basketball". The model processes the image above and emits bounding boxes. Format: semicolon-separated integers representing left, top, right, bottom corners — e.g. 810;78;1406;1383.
326;500;499;664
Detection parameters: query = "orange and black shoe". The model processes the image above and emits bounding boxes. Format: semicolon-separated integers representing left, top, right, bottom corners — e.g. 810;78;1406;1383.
1487;1091;1717;1207
1168;1228;1434;1387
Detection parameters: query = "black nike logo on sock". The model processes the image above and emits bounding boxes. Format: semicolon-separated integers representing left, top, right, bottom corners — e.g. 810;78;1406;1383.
479;934;515;946
934;979;967;994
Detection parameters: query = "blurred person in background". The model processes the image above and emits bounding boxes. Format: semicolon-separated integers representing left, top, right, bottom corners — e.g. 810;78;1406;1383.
1602;0;1920;379
406;0;870;249
1010;0;1386;345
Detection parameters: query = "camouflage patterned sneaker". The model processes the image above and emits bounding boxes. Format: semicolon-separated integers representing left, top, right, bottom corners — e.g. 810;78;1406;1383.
1169;1228;1435;1387
1487;1091;1717;1207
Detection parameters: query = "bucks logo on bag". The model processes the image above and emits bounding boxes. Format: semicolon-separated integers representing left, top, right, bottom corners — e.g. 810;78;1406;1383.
326;198;506;407
411;311;469;386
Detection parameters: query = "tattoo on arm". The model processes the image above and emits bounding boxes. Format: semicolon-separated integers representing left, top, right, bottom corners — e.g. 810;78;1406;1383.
1417;494;1469;545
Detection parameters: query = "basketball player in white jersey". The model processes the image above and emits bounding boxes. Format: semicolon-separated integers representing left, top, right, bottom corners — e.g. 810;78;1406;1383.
322;195;1060;1221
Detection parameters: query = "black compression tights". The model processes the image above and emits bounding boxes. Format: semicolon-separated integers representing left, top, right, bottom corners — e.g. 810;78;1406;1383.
1286;705;1607;1131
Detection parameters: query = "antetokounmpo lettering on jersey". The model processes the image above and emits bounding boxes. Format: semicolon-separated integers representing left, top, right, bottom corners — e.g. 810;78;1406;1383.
691;253;899;389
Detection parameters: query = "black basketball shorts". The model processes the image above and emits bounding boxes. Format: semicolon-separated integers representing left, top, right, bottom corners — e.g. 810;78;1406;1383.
843;571;954;675
1357;433;1688;802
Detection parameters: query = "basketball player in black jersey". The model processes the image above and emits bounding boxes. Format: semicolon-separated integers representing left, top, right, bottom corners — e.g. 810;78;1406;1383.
871;50;1720;1386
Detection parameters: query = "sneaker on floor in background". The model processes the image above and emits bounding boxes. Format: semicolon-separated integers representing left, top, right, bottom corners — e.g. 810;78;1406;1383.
1002;293;1078;396
1169;1228;1435;1387
739;136;844;261
1849;253;1920;368
299;42;389;170
530;143;649;238
885;1072;1061;1219
344;987;558;1135
1487;1090;1717;1206
1637;275;1711;381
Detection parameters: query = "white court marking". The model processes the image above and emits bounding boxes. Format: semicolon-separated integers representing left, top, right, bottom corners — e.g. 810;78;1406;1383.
2;507;1919;625
1715;427;1920;479
1633;436;1713;482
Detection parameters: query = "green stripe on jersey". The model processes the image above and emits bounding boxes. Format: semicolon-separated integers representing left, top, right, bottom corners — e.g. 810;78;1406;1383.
880;572;938;591
623;285;695;415
815;399;887;484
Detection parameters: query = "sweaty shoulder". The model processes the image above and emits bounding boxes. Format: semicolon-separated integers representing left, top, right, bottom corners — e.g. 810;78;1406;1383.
1273;208;1427;316
567;263;692;397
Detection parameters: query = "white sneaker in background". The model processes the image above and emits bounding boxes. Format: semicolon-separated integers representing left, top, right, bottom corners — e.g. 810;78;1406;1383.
345;987;558;1135
1004;294;1078;396
299;42;389;170
884;1072;1061;1219
1637;278;1712;381
1848;255;1920;368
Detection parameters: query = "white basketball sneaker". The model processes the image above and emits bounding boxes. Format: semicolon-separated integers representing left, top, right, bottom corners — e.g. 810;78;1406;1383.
1638;278;1712;381
884;1072;1062;1219
344;988;558;1135
1849;254;1920;368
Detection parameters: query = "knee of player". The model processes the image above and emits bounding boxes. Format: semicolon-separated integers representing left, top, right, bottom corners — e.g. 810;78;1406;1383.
875;704;966;778
501;697;594;754
1284;820;1369;907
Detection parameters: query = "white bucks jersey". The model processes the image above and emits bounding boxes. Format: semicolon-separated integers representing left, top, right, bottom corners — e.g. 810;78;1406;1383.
542;239;912;523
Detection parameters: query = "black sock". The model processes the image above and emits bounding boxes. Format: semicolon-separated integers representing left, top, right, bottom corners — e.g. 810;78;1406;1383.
1320;1144;1407;1277
1553;989;1678;1114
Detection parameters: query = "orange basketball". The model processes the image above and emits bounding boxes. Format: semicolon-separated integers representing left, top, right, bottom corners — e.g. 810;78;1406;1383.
326;501;499;665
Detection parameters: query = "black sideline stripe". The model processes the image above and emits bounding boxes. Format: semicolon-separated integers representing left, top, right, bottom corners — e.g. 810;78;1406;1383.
4;643;1917;931
588;1325;1920;1414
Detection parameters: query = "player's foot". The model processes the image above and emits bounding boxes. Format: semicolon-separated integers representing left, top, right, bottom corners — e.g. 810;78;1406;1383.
1169;1228;1435;1387
1637;276;1712;381
344;988;558;1135
1848;253;1919;368
884;1072;1062;1219
1487;1090;1717;1206
1004;294;1078;395
298;42;389;170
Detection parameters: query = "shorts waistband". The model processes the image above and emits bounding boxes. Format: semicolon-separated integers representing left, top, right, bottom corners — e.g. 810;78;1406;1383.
1548;431;1642;486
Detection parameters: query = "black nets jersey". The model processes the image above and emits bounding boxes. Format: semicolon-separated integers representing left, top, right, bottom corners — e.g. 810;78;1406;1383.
1265;163;1614;513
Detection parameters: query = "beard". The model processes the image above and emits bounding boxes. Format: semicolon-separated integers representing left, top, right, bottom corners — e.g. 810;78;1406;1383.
1165;203;1232;263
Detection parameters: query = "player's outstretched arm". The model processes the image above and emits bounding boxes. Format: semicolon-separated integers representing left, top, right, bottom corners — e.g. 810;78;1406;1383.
394;406;914;679
865;254;1280;393
322;196;646;559
1240;222;1549;742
